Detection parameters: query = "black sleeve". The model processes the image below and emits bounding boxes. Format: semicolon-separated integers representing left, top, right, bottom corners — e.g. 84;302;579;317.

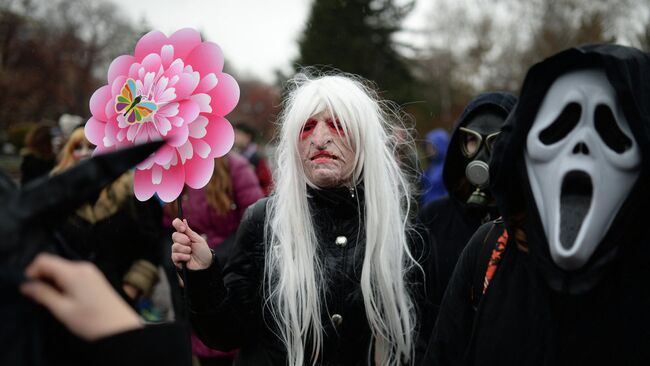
88;323;191;366
185;199;266;351
412;218;438;365
128;196;164;266
419;222;493;366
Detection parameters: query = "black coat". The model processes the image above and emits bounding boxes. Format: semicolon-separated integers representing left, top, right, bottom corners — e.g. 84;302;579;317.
424;44;650;366
419;92;516;315
20;152;55;186
187;186;431;365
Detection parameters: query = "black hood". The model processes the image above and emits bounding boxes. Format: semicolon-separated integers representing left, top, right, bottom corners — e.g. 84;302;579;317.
490;44;650;293
442;91;517;202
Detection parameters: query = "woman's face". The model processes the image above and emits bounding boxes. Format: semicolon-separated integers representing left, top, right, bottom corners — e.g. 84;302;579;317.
298;110;355;188
72;140;94;163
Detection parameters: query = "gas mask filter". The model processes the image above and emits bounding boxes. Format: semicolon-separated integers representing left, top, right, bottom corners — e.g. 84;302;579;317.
459;111;504;207
524;69;641;271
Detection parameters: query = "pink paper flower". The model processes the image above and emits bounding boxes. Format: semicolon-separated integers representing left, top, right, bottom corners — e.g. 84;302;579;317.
85;28;239;202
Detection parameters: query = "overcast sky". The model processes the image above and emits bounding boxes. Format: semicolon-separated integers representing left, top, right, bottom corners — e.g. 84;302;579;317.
109;0;431;82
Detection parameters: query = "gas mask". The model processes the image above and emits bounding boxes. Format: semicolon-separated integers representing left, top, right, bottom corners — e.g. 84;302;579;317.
525;69;641;271
459;110;505;207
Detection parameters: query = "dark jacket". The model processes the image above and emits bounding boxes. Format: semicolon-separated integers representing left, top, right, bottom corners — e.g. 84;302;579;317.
424;44;650;366
187;185;431;365
57;173;164;301
20;151;55;186
418;92;517;313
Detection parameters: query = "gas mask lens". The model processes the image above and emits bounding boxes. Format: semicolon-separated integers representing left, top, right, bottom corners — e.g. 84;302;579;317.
459;127;500;158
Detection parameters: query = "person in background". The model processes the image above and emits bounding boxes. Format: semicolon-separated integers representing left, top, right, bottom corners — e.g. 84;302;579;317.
52;127;164;310
171;72;432;366
164;152;263;366
420;128;450;206
233;122;273;195
419;92;516;319
20;124;56;185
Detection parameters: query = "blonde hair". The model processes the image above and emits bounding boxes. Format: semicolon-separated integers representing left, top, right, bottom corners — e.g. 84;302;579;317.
266;71;418;366
51;127;90;175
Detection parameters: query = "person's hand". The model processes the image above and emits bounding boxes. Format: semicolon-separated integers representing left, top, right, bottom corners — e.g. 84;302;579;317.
171;218;213;270
19;253;142;341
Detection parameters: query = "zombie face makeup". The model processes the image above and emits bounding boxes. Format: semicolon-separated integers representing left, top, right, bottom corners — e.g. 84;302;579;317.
525;69;641;271
298;110;355;188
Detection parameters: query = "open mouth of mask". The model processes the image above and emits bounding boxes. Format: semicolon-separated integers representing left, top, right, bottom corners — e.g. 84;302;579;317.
559;170;592;251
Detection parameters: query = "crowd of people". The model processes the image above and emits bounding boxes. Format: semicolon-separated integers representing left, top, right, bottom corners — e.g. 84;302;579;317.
4;42;650;366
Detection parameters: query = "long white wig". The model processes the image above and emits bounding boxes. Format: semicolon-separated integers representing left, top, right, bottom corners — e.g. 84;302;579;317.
265;71;418;366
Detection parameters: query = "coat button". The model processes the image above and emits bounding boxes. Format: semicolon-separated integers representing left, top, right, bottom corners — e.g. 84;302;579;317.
331;314;343;326
335;236;347;247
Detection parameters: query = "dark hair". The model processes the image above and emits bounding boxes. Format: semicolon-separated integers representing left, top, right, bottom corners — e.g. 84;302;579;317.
24;125;54;158
234;122;257;141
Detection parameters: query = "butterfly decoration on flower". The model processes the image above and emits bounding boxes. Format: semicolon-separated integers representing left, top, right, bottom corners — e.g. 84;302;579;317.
115;78;158;124
85;28;239;202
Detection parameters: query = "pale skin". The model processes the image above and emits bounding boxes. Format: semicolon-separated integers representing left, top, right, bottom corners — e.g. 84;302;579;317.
20;253;143;341
171;110;356;269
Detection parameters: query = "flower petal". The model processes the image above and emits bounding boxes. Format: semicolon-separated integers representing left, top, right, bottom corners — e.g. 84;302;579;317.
185;41;224;76
166;125;189;147
158;102;179;117
154;144;175;165
85;117;106;146
177;140;194;164
190;93;212;114
196;73;218;93
177;100;200;126
134;30;168;62
204;116;235;158
156;162;186;203
184;156;214;189
108;55;134;84
133;168;156;201
168;28;203;60
89;85;111;122
173;72;200;101
135;125;150;144
141;53;163;75
147;123;162;141
160;45;174;69
105;119;121;146
188;116;208;138
208;73;239;116
193;139;211;158
152;165;163;185
155;116;172;136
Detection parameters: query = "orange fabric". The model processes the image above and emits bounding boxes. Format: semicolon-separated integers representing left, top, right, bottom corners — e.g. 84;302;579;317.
483;229;509;294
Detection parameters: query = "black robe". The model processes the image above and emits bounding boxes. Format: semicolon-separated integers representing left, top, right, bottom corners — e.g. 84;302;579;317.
423;44;650;365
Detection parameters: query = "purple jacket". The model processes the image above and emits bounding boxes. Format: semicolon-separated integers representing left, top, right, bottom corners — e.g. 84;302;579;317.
165;153;264;249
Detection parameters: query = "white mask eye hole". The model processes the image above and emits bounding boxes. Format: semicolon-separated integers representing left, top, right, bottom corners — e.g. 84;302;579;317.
539;102;582;145
593;104;633;153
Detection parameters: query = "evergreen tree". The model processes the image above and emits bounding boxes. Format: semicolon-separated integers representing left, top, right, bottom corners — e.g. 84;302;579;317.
296;0;415;104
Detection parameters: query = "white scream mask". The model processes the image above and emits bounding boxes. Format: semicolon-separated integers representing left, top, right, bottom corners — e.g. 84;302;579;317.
525;69;641;271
